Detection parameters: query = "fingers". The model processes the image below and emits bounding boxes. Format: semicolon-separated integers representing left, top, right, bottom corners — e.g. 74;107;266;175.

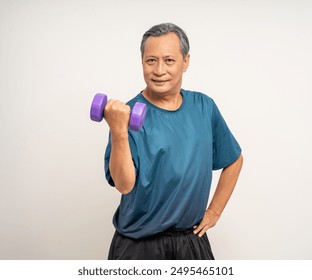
193;223;210;237
193;209;220;237
104;99;131;134
105;99;130;114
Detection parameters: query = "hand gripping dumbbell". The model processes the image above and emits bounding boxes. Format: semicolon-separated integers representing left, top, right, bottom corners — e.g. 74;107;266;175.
90;93;147;131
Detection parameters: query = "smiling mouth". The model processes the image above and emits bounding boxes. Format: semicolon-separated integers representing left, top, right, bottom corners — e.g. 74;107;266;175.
152;79;168;83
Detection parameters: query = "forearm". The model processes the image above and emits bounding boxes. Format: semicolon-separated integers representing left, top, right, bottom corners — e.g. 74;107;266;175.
208;154;243;216
109;133;136;194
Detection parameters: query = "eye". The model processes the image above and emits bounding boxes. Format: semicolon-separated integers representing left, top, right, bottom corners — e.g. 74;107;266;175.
166;58;175;65
146;58;156;65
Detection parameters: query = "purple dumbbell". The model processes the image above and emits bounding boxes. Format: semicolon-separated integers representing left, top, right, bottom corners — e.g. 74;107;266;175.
90;93;147;131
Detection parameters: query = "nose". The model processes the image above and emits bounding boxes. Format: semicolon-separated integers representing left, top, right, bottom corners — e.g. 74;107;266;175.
153;61;166;76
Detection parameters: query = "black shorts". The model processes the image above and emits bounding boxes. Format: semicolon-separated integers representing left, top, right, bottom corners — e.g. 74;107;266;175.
108;228;215;260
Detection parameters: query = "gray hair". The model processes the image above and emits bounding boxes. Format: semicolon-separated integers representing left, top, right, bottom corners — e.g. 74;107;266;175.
140;23;190;58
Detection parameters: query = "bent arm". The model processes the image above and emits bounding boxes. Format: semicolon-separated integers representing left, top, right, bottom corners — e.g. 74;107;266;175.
109;133;136;194
194;154;243;236
208;153;243;215
105;99;136;194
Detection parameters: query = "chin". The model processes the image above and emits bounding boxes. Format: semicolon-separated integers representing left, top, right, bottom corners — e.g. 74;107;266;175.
146;84;167;93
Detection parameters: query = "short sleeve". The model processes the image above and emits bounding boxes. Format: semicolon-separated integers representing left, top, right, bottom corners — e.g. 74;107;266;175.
211;100;242;170
104;132;139;186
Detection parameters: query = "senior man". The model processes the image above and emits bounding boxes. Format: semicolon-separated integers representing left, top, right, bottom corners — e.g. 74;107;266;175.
104;23;243;260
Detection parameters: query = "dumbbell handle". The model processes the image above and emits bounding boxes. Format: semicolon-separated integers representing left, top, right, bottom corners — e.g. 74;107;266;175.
90;93;146;131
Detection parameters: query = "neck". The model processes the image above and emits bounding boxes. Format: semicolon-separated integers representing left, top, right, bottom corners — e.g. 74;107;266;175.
142;88;183;111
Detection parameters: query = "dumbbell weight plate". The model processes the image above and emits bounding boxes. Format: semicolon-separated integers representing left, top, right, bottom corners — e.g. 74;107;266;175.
129;102;147;131
90;93;107;122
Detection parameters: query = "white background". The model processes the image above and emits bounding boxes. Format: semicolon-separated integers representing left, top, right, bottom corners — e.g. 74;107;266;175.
0;0;311;259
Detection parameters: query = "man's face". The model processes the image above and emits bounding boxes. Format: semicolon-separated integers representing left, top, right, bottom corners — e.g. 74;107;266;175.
142;32;190;96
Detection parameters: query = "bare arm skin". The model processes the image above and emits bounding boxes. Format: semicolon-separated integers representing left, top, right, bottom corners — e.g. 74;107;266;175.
194;154;243;237
105;99;136;194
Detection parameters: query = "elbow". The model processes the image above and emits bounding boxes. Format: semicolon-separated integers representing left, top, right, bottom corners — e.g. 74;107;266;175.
116;184;135;195
110;168;136;194
115;179;136;195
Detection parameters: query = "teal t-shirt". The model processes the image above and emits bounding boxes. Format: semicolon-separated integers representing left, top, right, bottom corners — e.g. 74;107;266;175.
105;89;241;239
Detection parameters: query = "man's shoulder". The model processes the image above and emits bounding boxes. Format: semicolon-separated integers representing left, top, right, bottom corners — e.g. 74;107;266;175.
181;89;214;104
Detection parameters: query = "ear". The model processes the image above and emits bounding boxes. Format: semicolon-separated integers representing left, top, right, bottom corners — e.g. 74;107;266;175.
183;54;190;72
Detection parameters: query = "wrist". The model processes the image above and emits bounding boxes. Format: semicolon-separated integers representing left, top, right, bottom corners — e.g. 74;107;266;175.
110;130;129;141
207;207;221;217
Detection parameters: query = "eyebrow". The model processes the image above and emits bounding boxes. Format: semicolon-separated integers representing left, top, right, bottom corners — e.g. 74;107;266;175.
144;55;175;59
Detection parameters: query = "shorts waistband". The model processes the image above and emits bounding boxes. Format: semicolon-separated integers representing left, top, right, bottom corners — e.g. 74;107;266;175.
153;227;194;237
